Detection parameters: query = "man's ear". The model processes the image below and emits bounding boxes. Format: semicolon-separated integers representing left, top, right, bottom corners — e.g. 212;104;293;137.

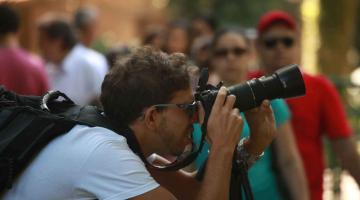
143;107;160;130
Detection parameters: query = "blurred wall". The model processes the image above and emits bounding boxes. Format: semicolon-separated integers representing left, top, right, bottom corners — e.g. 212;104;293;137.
6;0;167;52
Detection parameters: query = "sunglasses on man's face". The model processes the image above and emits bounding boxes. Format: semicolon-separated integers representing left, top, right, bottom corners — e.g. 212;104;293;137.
263;37;294;49
214;47;247;58
154;101;199;119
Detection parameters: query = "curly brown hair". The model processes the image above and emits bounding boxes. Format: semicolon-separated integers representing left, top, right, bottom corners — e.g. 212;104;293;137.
100;46;191;127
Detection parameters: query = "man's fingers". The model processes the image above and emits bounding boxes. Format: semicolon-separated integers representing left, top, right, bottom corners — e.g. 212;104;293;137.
260;100;274;115
231;108;243;139
212;86;227;112
230;108;242;128
245;99;270;115
224;95;236;111
231;107;240;116
261;100;271;110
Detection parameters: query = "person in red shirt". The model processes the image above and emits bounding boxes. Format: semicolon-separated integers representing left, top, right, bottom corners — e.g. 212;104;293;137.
0;4;49;96
251;10;360;200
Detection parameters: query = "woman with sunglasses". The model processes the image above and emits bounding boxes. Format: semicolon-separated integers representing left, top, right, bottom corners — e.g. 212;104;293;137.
192;28;309;200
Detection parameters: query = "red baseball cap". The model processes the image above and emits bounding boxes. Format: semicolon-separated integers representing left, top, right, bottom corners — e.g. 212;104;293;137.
257;10;296;35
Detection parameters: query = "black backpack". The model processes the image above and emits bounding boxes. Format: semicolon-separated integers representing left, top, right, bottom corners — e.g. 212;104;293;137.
0;86;137;194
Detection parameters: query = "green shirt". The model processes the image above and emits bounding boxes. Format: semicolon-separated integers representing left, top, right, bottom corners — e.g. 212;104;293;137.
192;99;290;200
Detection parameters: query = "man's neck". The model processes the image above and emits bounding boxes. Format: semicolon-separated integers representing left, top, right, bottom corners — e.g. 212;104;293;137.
79;37;91;48
0;33;19;48
53;48;71;66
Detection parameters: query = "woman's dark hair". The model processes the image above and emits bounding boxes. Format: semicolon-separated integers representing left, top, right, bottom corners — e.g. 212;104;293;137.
163;20;190;54
208;28;250;72
210;28;250;51
0;4;20;35
142;29;162;45
192;14;217;32
38;19;77;50
168;20;189;32
73;6;97;31
100;46;191;127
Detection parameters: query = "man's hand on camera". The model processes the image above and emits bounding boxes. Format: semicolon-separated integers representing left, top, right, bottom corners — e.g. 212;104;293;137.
206;87;243;151
243;100;276;156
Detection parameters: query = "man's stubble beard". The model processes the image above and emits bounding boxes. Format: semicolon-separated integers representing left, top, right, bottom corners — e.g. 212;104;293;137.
158;118;183;157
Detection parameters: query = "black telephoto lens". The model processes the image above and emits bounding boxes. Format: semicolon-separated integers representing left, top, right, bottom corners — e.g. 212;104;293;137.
198;64;306;112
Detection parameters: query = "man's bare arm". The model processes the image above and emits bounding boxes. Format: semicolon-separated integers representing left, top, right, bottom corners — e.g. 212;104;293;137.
331;137;360;187
274;122;309;200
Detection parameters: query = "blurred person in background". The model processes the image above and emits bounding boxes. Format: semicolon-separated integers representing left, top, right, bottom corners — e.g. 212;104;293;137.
164;20;190;54
74;5;99;48
188;14;216;70
190;35;212;70
0;4;49;96
253;10;360;200
192;28;309;200
73;6;108;82
142;27;165;51
190;14;217;42
38;17;103;106
105;46;131;69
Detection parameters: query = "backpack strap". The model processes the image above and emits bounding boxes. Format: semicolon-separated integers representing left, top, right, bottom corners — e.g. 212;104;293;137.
116;127;147;163
74;106;147;162
40;90;146;160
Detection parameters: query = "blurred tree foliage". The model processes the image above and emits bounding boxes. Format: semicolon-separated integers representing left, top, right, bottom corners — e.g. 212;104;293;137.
167;0;300;28
318;0;360;137
318;0;359;76
354;2;360;66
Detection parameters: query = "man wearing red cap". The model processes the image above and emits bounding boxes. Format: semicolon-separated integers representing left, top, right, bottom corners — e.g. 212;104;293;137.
252;10;360;200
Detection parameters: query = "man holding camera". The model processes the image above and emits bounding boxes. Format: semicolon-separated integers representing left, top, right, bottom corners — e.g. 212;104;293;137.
252;10;360;200
3;47;276;199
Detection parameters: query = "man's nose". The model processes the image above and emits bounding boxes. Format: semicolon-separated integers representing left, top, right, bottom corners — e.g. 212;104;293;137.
226;52;237;61
274;43;289;54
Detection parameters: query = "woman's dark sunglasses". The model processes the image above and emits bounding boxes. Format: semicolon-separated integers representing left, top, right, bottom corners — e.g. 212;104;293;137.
154;101;199;118
263;37;294;49
214;47;247;58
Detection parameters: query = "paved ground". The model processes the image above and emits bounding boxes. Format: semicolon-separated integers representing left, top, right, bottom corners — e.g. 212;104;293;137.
323;169;360;200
